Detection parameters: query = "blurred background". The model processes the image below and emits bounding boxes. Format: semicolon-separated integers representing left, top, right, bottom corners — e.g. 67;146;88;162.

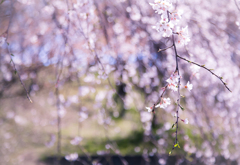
0;0;240;164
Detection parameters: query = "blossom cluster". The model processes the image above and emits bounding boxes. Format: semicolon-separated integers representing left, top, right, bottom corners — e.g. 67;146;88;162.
166;72;180;92
166;72;193;92
146;72;193;113
150;0;190;45
146;97;171;112
156;97;171;109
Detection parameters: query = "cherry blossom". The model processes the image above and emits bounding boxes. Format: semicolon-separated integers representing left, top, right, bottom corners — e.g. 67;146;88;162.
155;98;171;109
149;0;172;15
153;20;174;37
177;26;190;46
190;65;200;79
166;73;181;92
0;0;238;163
0;37;6;46
182;118;189;124
70;136;82;145
150;0;190;46
146;106;154;112
169;10;182;25
65;153;78;161
185;81;193;91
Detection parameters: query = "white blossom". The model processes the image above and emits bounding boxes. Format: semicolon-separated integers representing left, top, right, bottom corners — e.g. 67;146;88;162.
170;10;182;25
177;26;190;46
146;106;154;112
155;98;171;109
184;118;189;124
166;73;180;92
0;37;6;46
70;136;82;145
185;81;193;91
153;21;174;37
149;0;173;15
65;153;78;161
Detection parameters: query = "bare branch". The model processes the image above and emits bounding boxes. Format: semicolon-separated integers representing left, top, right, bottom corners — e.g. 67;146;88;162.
177;54;232;92
5;0;32;103
9;55;33;103
158;44;173;52
234;0;240;12
170;34;181;154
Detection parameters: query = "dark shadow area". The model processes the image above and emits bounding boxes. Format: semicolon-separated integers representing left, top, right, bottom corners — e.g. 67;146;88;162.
42;155;238;165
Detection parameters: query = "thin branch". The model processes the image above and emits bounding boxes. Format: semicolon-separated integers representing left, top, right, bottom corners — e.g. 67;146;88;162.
177;54;232;92
173;36;179;71
76;73;82;137
170;34;181;154
55;87;61;165
53;8;70;87
73;7;125;102
4;0;32;103
151;85;168;113
158;44;173;52
9;56;33;103
234;0;240;12
71;6;127;163
53;0;71;163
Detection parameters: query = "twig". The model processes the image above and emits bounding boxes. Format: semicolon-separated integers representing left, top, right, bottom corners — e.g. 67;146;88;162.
104;110;128;165
55;87;61;165
72;6;125;102
75;71;93;163
53;0;71;163
4;0;32;103
176;54;232;92
9;57;33;103
170;34;181;154
150;84;168;113
70;4;127;163
234;0;240;12
158;44;173;52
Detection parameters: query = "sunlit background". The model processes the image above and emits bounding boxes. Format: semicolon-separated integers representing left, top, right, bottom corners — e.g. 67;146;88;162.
0;0;240;164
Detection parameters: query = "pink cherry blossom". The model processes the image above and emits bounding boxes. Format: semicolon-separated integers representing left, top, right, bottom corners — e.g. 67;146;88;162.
170;10;182;25
146;106;154;112
155;98;171;109
177;26;190;46
166;73;181;92
149;0;173;15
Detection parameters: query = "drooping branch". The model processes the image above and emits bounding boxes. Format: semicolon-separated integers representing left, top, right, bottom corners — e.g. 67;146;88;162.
53;1;71;163
4;0;33;103
73;8;125;102
170;34;181;154
177;54;232;92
